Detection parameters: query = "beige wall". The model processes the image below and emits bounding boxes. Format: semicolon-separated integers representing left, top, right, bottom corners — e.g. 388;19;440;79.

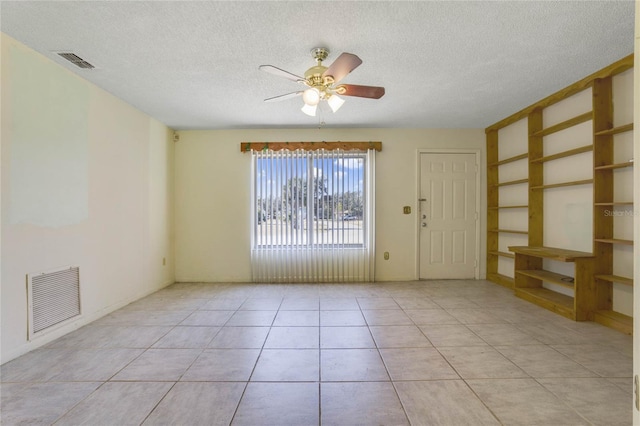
0;34;175;363
174;128;486;282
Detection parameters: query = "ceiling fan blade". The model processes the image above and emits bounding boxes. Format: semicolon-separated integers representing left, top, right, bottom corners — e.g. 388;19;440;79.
264;91;303;102
338;84;385;99
259;65;305;82
322;53;362;83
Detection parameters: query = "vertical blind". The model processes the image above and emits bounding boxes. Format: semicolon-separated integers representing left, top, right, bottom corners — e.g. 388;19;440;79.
251;148;375;283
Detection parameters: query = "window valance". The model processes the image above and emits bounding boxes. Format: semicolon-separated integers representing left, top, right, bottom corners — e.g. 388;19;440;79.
241;141;382;153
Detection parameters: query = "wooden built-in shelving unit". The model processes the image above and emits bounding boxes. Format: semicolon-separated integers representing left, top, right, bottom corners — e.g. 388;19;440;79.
485;53;634;334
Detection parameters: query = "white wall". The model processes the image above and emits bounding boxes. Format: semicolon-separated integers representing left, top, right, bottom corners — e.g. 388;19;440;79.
0;34;175;363
174;128;485;282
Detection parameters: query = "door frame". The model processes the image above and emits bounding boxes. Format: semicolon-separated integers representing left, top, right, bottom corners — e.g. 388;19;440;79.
415;149;482;280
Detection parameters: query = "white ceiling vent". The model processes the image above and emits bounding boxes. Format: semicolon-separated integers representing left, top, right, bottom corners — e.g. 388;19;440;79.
56;52;95;69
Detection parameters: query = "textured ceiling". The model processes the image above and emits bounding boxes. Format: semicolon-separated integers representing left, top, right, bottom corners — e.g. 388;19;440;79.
0;1;635;130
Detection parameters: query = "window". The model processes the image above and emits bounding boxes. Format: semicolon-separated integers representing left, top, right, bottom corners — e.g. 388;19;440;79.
251;148;375;283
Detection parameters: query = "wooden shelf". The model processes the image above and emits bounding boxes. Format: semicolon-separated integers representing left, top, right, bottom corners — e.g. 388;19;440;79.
516;269;575;289
489;153;528;167
532;112;592;137
490;229;528;235
509;246;593;261
489;251;515;259
530;145;592;164
493;178;528;187
594;162;634;170
486;273;514;289
530;179;593;190
515;287;575;320
488;205;528;210
594;238;633;245
593;310;632;335
594;123;633;136
594;201;633;206
594;274;633;286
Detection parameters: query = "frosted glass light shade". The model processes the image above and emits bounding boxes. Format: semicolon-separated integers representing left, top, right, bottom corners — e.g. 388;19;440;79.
302;88;320;106
301;103;317;116
327;94;345;113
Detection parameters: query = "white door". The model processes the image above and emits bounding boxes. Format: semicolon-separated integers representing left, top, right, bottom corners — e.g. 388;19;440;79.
419;153;478;279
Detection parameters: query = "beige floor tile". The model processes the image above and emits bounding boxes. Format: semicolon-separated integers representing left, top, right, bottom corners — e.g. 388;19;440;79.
46;325;172;349
279;297;319;310
362;309;414;325
468;378;590;425
552;344;633;377
404;309;460;325
251;349;319;381
232;382;319;425
539;377;631;426
357;297;400;310
49;348;145;381
273;310;319;326
93;310;192;326
143;382;245;425
152;326;220;348
320;297;360;310
239;297;282;310
264;326;319;348
0;382;100;425
393;297;439;310
56;382;172;426
445;308;506;324
395;380;500;425
468;323;542;346
438;346;528;379
379;348;459;381
495;344;597;378
320;310;366;326
225;310;277;326
113;349;201;381
321;382;409;425
207;326;269;348
320;326;375;348
180;310;234;326
420;324;487;347
369;325;432;348
431;296;480;309
199;298;246;310
321;349;389;381
181;349;260;381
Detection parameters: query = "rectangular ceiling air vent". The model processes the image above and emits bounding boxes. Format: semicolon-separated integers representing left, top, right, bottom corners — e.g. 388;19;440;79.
57;52;95;69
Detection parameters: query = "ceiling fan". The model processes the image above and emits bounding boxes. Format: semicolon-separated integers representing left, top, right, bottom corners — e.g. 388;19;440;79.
259;47;385;117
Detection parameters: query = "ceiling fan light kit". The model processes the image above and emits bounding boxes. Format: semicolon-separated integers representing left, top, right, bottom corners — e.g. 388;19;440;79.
260;47;385;118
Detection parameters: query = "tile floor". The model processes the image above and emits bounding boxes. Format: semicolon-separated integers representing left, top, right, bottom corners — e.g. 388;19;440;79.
0;280;633;425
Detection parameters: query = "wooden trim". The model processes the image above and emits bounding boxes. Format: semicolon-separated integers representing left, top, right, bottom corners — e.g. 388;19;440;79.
594;162;634;170
489;250;516;259
486;273;515;289
593;310;632;334
530;145;593;164
489;153;528;167
488;205;528;210
594;201;633;206
509;245;594;261
489;229;528;235
486;54;633;132
532;112;592;137
594;238;634;245
530;179;593;190
594;123;633;136
493;178;528;187
594;274;633;286
240;141;382;152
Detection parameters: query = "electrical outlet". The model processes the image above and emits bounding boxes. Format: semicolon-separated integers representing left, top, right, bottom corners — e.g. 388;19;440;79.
384;252;390;260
